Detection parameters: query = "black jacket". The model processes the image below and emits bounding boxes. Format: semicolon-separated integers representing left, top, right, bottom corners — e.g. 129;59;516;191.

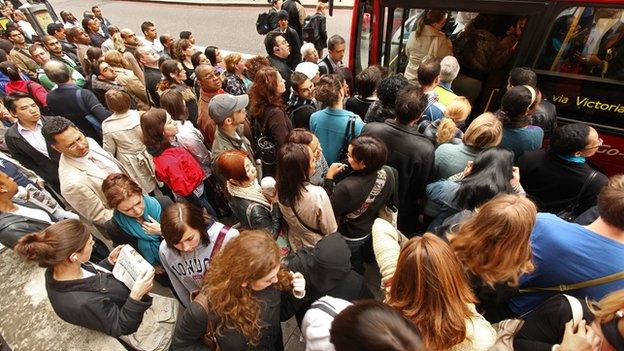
47;83;111;142
518;150;608;216
318;56;334;75
0;211;50;248
281;0;303;40
144;66;162;107
58;40;78;57
514;294;594;351
272;27;301;70
5;116;61;192
229;196;281;236
345;96;375;121
285;233;374;325
327;166;396;239
45;260;152;337
268;55;293;102
362;120;435;234
172;286;299;350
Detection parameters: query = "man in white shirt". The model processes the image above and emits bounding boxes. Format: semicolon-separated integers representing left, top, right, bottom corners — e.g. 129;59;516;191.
41;116;135;227
4;92;61;193
140;21;165;57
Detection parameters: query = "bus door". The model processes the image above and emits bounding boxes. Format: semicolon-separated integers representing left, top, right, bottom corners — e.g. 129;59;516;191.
532;3;624;175
374;0;548;115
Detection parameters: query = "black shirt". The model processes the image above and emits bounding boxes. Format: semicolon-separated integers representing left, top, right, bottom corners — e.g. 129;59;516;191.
345;96;376;121
144;66;162;107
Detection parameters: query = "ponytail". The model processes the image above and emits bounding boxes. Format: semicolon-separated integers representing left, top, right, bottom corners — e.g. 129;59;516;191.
14;219;90;268
436;118;458;145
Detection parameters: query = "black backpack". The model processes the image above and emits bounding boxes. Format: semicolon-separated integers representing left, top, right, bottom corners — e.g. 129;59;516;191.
256;12;272;35
302;14;321;43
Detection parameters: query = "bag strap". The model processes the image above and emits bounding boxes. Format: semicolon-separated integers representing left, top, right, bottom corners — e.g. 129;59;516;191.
344;168;388;220
292;205;323;235
563;294;584;328
341;115;356;148
519;271;624;293
193;293;220;348
310;300;338;318
562;170;598;215
209;225;230;261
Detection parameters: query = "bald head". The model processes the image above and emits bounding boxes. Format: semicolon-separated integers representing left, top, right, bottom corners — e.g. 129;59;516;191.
43;60;71;84
120;28;139;46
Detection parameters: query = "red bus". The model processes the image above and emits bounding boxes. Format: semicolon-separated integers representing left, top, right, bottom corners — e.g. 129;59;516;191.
346;0;624;175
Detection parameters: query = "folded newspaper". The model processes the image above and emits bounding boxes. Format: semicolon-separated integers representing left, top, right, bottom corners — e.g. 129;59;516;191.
112;245;154;289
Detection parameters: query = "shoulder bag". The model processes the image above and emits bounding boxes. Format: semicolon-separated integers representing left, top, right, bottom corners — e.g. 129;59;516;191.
337;115;357;163
253;112;277;166
292;205;323;235
556;170;598;221
519;270;624;294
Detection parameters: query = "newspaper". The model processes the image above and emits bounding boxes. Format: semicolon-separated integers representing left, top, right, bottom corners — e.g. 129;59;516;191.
112;245;154;289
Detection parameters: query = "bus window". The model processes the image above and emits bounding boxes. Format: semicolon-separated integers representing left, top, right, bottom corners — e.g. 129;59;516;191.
537;7;623;80
534;6;624;133
382;8;421;73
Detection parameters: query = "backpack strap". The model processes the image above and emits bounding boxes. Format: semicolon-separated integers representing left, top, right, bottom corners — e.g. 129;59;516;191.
519;271;624;293
209;225;230;261
310;300;338;318
561;170;599;216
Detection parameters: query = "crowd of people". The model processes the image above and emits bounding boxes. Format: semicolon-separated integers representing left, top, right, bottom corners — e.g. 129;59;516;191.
0;2;621;351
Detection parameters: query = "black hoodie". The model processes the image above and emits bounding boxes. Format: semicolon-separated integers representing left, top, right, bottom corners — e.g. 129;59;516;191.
45;260;152;337
286;232;374;325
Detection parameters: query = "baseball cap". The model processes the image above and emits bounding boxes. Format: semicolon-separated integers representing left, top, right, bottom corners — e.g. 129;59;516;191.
295;62;319;80
208;94;249;124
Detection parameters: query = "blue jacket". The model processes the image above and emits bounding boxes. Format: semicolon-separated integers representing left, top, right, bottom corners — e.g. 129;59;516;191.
310;108;364;164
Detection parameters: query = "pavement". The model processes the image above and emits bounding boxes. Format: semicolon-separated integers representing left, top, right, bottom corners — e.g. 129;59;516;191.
113;0;355;9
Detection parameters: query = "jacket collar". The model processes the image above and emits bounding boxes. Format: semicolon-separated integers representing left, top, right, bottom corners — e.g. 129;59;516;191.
61;139;122;177
383;119;425;137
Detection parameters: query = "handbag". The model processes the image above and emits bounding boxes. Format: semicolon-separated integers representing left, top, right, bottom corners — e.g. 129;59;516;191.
253;114;277;166
193;293;222;351
556;170;598;221
118;294;180;351
488;294;583;351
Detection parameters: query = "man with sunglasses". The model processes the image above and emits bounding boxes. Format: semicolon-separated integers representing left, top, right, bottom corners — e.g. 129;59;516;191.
519;122;608;217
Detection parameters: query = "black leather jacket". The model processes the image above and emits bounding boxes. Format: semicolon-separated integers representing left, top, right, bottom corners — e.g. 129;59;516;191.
0;212;50;248
229;196;282;236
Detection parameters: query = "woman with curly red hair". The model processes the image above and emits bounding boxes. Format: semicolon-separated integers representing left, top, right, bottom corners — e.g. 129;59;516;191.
171;230;306;350
248;66;293;176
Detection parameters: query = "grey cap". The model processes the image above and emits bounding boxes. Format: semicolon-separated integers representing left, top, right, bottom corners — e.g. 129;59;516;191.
277;10;289;20
208;94;249;124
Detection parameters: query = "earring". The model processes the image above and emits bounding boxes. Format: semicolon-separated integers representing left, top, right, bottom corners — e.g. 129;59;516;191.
616;310;624;318
70;254;78;262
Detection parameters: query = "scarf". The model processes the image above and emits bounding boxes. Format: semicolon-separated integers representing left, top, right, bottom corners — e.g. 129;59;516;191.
113;195;163;265
557;154;587;164
226;179;270;207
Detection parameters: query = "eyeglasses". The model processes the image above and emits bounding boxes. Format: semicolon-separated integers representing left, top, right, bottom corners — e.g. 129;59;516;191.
584;137;603;150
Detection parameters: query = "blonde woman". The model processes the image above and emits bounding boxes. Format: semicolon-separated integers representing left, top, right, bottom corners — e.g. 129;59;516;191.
403;10;453;82
434;112;503;179
448;194;536;322
103;50;150;111
102;90;157;194
223;53;248;96
418;96;472;146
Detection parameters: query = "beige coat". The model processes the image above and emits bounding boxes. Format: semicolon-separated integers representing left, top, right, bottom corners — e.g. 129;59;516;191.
113;68;150;111
59;138;133;225
102;110;157;193
404;25;453;81
279;183;337;252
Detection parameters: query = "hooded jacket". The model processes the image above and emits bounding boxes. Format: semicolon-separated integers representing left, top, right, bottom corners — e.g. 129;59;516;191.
5;80;48;107
45;260;152;337
286;233;374;324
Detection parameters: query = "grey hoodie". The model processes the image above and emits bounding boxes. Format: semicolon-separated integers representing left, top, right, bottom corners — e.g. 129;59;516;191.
159;222;238;307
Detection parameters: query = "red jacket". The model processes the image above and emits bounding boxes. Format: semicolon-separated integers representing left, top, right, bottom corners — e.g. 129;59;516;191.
153;147;205;197
5;80;48;107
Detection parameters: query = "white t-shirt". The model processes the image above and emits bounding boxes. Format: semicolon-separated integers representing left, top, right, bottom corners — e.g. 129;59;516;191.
13;204;53;223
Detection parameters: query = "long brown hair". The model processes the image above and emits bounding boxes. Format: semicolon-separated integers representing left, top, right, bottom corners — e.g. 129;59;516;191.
15;219;91;268
201;230;292;344
387;233;475;350
448;194;536;287
156;59;181;92
140;108;171;154
248;66;284;120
